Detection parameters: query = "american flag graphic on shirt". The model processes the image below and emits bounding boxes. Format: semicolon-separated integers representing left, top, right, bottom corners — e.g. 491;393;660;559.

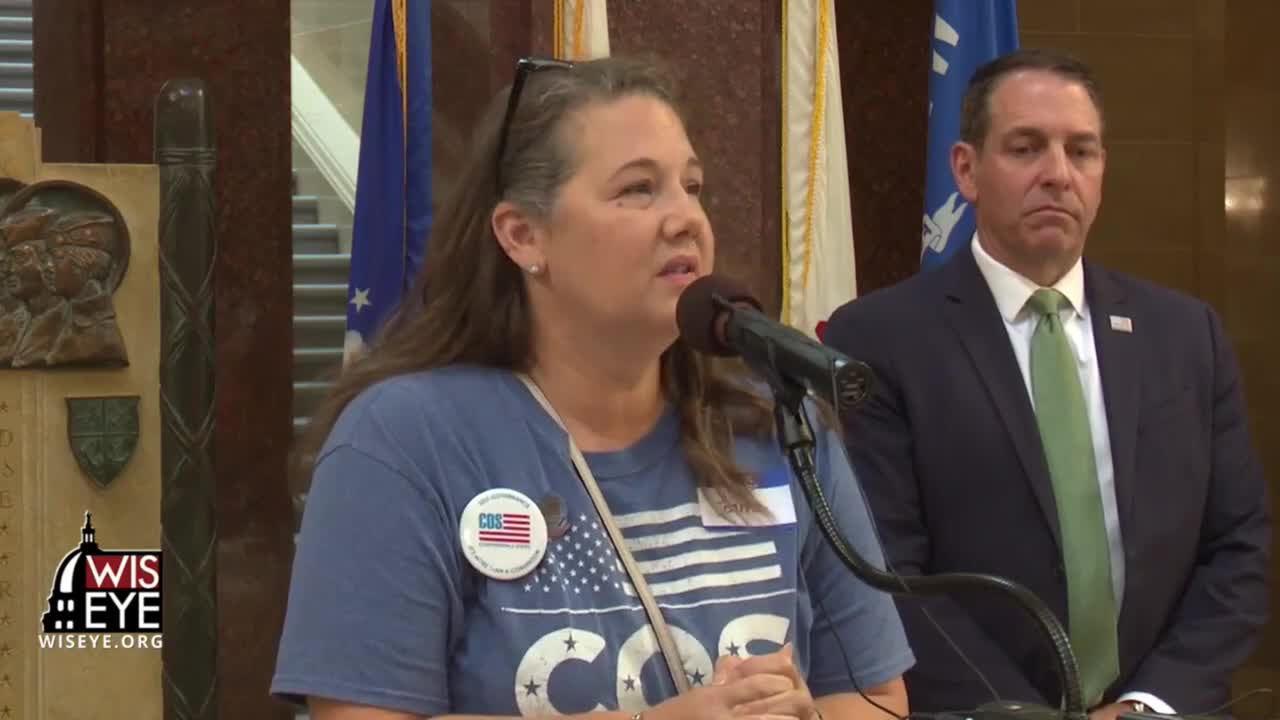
502;494;799;717
515;502;791;609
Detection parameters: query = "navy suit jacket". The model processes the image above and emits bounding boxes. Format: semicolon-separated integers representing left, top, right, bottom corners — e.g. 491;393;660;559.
822;249;1270;714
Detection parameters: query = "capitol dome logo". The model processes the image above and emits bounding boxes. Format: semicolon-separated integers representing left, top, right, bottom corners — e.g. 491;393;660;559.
40;512;160;637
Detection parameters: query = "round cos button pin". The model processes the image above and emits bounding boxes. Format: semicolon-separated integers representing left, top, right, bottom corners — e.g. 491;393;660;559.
459;488;548;580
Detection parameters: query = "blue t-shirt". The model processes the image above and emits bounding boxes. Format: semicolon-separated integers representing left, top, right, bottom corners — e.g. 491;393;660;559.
271;366;913;716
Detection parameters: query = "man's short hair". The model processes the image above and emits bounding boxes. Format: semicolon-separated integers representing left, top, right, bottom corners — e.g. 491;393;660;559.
959;48;1104;148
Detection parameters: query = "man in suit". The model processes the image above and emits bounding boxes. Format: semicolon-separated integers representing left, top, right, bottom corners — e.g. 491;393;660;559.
823;48;1270;719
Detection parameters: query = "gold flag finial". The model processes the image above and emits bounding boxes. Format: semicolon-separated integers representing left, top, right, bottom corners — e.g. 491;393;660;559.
392;0;408;125
553;1;565;59
572;0;587;60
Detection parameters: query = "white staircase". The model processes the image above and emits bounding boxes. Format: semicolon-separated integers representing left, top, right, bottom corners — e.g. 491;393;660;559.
291;140;352;441
0;0;32;119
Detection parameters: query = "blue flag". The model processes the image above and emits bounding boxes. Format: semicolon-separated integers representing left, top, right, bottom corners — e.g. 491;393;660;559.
920;0;1018;271
346;0;433;360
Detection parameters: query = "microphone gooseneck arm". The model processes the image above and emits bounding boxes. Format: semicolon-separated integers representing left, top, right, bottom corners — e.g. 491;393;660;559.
681;278;1085;719
766;375;1087;720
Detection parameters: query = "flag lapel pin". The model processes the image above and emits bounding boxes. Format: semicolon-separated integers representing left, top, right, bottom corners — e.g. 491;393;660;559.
1110;315;1133;333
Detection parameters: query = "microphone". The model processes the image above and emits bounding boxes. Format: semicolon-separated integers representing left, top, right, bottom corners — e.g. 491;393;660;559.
675;275;873;414
678;273;1090;720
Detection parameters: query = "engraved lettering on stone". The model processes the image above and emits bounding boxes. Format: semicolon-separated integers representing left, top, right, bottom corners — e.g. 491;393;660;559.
0;491;12;509
0;463;11;480
0;582;11;600
0;180;132;369
0;430;11;449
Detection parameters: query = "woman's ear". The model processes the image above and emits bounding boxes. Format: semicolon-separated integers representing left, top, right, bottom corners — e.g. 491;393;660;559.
492;200;546;272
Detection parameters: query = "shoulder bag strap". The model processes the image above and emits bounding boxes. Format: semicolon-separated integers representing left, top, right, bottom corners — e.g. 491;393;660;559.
517;373;692;694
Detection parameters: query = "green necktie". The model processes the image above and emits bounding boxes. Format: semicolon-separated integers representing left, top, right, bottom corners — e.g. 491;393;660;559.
1026;288;1119;706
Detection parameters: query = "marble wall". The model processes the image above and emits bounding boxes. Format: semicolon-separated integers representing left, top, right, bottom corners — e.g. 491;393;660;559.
603;0;784;313
834;1;932;294
439;0;790;314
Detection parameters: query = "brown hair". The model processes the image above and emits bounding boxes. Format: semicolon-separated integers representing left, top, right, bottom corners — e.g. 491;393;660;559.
291;55;775;512
960;47;1105;148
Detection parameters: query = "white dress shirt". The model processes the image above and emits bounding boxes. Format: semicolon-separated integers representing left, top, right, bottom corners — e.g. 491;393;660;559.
970;237;1172;714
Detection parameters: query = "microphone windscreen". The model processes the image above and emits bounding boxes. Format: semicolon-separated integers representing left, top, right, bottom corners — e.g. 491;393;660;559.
676;275;763;356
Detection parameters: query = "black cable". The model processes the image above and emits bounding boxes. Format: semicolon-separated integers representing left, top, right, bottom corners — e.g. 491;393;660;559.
803;454;1001;720
809;571;906;720
891;565;1004;705
769;391;1087;720
1191;687;1276;718
799;462;1085;715
794;388;1280;720
807;412;1005;707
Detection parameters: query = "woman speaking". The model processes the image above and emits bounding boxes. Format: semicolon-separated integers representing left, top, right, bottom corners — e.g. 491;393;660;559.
271;54;913;720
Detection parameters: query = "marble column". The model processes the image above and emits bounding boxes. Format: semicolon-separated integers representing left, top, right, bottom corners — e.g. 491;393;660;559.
604;1;785;314
835;1;933;294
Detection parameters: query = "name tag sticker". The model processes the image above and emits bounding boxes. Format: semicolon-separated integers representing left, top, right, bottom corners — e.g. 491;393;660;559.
698;467;797;528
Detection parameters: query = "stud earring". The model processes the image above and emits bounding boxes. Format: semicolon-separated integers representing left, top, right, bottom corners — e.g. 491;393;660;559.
527;264;542;275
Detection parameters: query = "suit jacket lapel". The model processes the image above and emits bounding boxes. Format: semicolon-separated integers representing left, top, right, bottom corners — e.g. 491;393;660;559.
939;251;1060;548
1085;264;1140;570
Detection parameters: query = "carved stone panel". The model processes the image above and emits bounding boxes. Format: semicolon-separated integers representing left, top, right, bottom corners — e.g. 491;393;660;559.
0;179;130;369
0;112;162;719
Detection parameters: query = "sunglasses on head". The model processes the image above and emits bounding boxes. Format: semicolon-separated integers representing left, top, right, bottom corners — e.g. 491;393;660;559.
495;56;575;194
